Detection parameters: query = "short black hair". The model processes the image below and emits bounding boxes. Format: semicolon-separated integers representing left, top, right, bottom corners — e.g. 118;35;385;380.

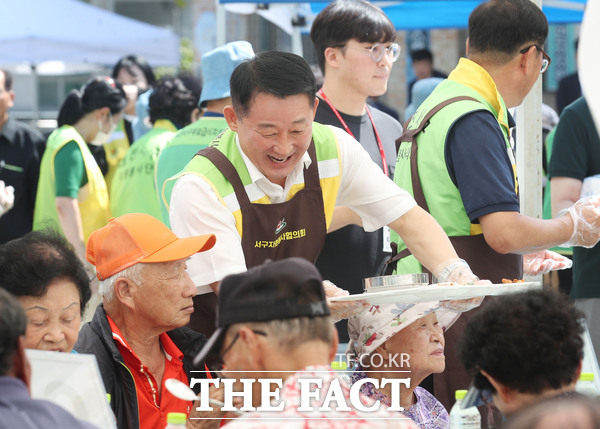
230;51;316;118
111;54;156;87
0;69;13;91
458;289;584;395
176;71;203;106
410;48;433;63
468;0;548;57
0;230;91;316
310;0;396;73
149;76;197;128
0;288;27;376
57;76;127;127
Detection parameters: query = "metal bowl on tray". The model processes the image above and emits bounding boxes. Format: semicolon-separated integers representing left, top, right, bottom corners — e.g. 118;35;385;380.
363;273;430;293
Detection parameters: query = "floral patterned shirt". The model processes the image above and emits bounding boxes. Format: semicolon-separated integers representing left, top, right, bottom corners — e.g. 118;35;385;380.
351;366;450;429
223;365;417;428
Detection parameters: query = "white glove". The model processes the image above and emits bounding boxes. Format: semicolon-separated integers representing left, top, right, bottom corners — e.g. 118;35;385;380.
557;195;600;248
433;258;479;284
0;181;15;217
523;250;572;276
434;258;488;312
439;296;484;312
323;280;369;322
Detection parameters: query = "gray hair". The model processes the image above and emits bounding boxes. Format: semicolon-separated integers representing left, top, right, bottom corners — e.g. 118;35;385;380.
98;262;146;302
229;315;334;351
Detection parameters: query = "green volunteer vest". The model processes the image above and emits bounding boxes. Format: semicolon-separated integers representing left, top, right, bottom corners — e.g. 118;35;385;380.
392;79;516;274
164;122;342;238
110;119;177;221
103;118;130;193
34;125;110;242
156;116;228;227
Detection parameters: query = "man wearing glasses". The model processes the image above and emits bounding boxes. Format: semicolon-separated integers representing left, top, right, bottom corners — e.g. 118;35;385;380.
389;0;600;414
309;0;404;345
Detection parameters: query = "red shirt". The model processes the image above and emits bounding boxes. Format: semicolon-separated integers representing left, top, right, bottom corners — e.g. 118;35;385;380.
107;315;192;429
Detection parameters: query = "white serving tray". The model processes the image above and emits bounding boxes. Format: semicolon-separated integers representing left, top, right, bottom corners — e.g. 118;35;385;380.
329;282;541;305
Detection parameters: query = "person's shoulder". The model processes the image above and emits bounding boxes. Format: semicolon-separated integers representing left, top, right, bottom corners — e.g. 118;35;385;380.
73;306;109;351
314;101;337;124
73;321;102;352
41;401;98;429
557;98;594;133
367;105;402;130
414;385;441;402
2;117;45;145
564;97;591;117
451;109;499;133
413;386;448;413
12;395;97;429
168;326;207;357
313;122;355;148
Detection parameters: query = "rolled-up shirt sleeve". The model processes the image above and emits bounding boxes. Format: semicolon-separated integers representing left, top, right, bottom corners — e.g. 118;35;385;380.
170;174;247;292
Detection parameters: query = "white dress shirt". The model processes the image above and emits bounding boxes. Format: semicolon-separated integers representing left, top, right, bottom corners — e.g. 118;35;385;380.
170;125;416;294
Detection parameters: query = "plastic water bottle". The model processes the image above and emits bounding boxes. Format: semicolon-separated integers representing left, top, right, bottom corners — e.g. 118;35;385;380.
449;389;481;429
576;373;600;397
165;412;187;429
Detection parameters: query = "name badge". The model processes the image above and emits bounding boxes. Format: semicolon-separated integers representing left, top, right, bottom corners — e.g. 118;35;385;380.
382;226;391;253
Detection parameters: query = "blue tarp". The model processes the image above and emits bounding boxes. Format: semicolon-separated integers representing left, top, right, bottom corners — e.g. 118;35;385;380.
219;0;585;30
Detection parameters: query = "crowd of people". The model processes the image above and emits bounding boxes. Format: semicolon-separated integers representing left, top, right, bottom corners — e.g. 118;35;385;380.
1;0;600;428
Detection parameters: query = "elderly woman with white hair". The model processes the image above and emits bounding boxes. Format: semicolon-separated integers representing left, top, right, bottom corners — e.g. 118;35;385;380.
347;302;463;429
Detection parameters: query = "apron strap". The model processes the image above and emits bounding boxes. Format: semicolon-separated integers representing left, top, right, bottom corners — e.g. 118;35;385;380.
398;96;479;211
197;146;252;207
303;139;320;189
384;96;480;274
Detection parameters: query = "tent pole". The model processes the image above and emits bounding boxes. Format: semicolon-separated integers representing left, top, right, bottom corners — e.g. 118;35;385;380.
516;0;543;281
216;3;226;47
31;64;39;124
291;5;304;57
291;26;303;57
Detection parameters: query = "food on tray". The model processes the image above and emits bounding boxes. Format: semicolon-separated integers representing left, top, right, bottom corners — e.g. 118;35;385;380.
501;278;525;283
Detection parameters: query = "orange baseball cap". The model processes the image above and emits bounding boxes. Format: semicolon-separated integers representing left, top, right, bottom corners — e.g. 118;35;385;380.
86;213;216;280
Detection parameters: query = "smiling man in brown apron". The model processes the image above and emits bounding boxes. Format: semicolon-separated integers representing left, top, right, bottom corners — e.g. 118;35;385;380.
168;51;481;337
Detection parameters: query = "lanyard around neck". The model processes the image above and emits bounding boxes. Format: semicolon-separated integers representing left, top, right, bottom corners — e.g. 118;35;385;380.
317;89;389;177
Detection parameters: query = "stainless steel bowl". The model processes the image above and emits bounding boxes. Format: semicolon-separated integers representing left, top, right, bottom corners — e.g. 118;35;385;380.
363;273;430;293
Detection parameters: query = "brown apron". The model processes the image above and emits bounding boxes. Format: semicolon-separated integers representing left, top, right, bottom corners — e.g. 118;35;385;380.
188;141;328;335
388;97;523;421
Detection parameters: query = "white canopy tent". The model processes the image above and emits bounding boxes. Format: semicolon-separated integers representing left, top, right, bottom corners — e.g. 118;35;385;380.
0;0;180;66
0;0;180;122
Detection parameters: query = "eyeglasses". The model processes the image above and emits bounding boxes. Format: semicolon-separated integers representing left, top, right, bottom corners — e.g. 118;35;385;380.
207;329;268;375
341;42;401;63
520;44;552;74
